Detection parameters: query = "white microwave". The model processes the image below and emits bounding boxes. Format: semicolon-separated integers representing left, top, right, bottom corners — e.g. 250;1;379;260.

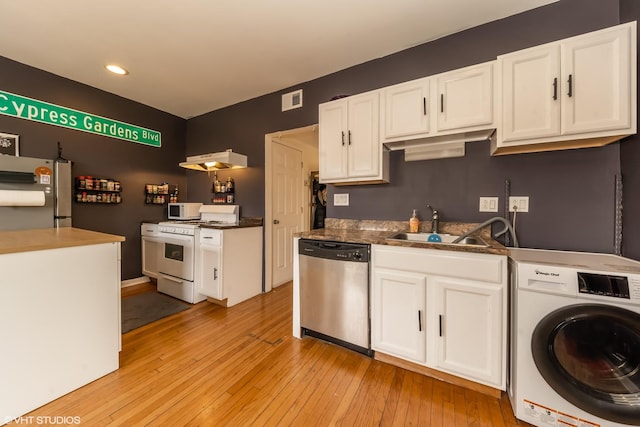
167;202;202;220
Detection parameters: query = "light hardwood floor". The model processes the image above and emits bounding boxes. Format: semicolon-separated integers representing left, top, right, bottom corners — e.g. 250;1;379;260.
17;282;531;426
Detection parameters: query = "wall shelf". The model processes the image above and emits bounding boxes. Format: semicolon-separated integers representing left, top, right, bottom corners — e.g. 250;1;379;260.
76;176;122;204
145;183;178;204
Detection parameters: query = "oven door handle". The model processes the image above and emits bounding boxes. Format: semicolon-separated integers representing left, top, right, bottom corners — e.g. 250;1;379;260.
158;232;195;244
160;274;184;284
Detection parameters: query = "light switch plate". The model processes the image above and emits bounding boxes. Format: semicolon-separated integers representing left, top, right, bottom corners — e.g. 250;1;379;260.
333;193;349;206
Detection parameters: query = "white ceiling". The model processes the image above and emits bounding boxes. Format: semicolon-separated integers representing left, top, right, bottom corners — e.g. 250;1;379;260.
0;0;558;119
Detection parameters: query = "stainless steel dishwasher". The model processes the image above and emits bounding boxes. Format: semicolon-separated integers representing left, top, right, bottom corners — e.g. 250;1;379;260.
298;239;372;356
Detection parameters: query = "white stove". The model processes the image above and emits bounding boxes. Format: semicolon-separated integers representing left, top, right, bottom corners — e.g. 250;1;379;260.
157;205;239;303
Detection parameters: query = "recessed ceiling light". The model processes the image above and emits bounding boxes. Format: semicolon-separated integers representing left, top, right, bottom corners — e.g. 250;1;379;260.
105;64;129;75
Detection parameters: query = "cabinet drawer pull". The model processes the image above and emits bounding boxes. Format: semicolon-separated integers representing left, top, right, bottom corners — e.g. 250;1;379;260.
423;97;427;115
552;77;558;100
418;310;422;332
567;74;573;97
439;315;443;337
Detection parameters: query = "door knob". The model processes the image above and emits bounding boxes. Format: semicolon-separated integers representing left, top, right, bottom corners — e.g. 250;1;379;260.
273;219;280;224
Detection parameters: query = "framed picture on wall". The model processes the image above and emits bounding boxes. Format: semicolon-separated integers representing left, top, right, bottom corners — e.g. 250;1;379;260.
0;132;19;156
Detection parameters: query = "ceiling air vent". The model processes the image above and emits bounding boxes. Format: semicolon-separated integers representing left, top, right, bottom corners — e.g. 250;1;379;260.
282;89;303;112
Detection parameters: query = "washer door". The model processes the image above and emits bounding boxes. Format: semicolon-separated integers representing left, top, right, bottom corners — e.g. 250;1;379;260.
532;304;640;424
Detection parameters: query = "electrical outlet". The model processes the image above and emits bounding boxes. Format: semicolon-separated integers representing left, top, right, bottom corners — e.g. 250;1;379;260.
333;193;349;207
479;197;499;212
509;196;529;212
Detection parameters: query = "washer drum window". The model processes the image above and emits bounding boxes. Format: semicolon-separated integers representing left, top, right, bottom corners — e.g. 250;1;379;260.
532;304;640;425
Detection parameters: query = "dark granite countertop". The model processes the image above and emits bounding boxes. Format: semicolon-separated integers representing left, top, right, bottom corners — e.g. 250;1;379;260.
199;217;264;230
295;218;509;256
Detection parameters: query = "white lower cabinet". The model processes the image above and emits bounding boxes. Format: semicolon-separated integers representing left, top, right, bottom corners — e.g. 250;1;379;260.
432;276;503;387
141;223;159;278
371;244;507;390
200;244;222;300
371;269;426;364
198;226;263;307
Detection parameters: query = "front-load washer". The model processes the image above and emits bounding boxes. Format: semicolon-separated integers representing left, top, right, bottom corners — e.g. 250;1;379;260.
508;248;640;427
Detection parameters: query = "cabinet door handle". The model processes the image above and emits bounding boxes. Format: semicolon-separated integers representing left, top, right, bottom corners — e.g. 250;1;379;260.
273;219;280;224
440;94;444;113
348;130;352;145
341;131;345;146
439;315;443;337
214;267;218;280
423;97;427;115
552;77;558;100
567;74;573;98
418;310;422;332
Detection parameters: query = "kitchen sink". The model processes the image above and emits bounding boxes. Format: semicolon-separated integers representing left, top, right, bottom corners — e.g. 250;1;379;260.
386;232;489;247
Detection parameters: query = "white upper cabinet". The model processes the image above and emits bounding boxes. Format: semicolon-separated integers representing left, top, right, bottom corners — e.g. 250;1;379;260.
381;61;496;144
561;24;633;135
436;62;494;131
500;44;561;142
381;77;430;141
319;90;389;184
494;21;637;154
318;100;349;180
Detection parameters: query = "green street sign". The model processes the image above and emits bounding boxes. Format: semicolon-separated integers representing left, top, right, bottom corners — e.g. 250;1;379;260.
0;89;161;147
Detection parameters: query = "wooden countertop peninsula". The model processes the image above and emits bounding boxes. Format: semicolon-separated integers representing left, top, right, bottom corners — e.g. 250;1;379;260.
0;227;125;255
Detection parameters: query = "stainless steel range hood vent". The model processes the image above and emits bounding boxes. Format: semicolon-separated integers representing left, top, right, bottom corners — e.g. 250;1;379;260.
383;129;495;161
179;149;247;171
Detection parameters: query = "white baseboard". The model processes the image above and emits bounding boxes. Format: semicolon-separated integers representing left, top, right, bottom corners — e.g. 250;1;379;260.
121;276;152;288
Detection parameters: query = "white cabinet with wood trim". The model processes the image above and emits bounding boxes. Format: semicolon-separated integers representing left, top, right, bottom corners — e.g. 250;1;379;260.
494;21;637;155
319;90;389;184
381;62;496;144
371;244;507;390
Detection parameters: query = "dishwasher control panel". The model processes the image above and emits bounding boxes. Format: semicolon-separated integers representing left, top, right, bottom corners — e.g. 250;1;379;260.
299;239;369;262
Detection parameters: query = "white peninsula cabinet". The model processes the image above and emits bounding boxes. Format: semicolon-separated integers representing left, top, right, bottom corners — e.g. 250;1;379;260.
381;61;495;144
371;244;507;390
0;228;123;421
494;21;637;155
319;90;389;184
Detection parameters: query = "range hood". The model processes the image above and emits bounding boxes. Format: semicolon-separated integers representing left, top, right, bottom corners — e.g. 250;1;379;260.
179;149;247;171
384;129;495;161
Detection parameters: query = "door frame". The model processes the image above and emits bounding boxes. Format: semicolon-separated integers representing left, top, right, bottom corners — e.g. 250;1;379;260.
264;124;318;292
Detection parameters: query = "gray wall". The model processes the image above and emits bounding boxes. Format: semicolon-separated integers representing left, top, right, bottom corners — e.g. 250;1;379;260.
186;0;637;256
2;0;638;283
0;57;187;280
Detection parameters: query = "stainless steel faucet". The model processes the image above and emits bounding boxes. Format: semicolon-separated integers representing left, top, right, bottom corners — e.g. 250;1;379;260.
426;204;439;233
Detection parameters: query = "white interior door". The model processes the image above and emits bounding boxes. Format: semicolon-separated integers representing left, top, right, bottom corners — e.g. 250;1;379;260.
272;142;303;287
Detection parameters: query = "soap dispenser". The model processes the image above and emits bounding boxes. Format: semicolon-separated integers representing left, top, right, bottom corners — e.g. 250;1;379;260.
409;209;420;233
